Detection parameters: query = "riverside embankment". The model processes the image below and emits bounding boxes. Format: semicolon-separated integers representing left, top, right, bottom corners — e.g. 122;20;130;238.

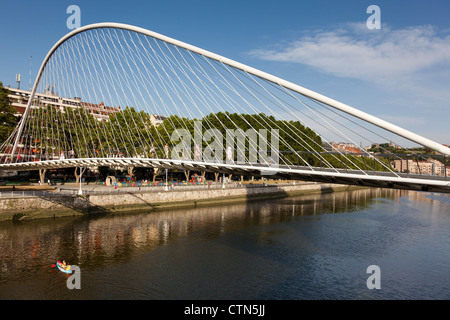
0;182;366;221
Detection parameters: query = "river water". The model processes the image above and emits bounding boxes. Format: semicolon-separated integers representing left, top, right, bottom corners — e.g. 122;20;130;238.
0;188;449;300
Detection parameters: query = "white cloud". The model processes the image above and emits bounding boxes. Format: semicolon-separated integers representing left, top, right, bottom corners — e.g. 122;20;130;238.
250;23;450;93
249;23;450;144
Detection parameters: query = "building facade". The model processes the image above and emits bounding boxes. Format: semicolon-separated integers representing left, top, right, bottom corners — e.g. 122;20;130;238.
391;158;449;177
6;87;119;121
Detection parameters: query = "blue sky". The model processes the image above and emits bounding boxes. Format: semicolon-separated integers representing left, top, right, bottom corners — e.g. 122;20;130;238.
0;0;449;144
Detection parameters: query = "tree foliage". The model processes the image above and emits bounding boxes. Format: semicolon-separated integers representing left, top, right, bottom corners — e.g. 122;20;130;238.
0;82;19;142
12;101;391;171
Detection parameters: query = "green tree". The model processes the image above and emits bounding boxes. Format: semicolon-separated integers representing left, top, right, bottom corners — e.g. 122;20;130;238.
0;82;19;142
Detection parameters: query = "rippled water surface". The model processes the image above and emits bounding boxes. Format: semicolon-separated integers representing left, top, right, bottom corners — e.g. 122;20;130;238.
0;188;449;299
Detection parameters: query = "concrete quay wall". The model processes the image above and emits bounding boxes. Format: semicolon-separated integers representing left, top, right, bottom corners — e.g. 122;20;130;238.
0;183;363;221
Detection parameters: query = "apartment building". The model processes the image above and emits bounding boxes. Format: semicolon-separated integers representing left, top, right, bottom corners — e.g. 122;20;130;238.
6;87;119;121
391;158;449;177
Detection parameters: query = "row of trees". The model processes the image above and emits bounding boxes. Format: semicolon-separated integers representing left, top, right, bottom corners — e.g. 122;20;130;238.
25;105;391;171
22;105;325;162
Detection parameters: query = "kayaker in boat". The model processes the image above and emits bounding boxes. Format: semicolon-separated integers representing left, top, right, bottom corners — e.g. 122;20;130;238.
62;260;70;270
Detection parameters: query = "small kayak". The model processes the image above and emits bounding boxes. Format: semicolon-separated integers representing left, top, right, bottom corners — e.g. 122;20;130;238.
56;261;72;274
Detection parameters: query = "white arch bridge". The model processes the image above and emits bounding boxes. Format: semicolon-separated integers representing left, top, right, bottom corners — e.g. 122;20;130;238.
1;23;449;194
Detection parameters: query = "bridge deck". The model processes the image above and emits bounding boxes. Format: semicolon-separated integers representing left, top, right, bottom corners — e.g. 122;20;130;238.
1;158;448;194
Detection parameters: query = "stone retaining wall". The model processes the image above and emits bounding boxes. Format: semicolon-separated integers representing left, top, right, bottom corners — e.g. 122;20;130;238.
0;183;363;221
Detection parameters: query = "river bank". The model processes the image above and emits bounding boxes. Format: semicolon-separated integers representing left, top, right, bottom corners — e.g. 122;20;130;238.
0;182;366;222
